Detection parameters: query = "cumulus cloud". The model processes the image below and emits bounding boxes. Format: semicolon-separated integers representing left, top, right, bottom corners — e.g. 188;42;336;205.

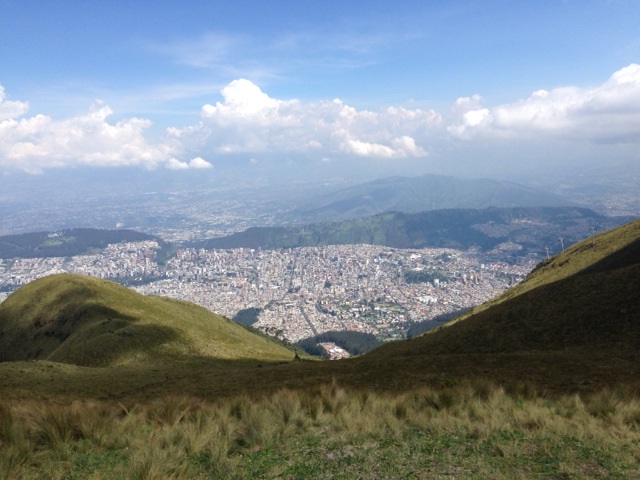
201;79;280;120
188;156;213;169
0;85;29;121
449;63;640;143
166;158;189;170
0;100;179;173
174;79;439;159
0;89;211;173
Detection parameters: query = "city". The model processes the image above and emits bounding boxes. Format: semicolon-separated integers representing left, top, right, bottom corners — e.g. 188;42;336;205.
0;240;535;346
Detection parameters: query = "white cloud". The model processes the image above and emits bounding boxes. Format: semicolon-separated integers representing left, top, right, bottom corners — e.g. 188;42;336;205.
462;109;492;128
0;85;29;121
3;64;639;174
0;94;182;173
449;63;640;143
202;79;280;119
391;135;427;156
166;158;189;170
188;156;213;169
175;79;439;159
452;94;483;112
334;129;396;158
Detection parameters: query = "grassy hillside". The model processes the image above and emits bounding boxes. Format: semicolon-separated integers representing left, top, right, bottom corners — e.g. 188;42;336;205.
443;217;640;325
0;273;299;367
2;383;639;479
360;218;640;391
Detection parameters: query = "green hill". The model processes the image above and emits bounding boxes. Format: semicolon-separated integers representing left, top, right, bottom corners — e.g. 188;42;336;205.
196;207;629;258
0;273;298;367
0;228;169;259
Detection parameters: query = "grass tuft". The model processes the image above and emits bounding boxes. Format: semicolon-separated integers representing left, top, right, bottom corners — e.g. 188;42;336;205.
1;384;639;478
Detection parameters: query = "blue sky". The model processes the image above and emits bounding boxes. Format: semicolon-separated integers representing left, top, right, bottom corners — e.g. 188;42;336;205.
1;0;639;178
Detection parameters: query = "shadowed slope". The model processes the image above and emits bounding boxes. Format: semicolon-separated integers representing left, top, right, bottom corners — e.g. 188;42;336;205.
0;273;298;367
366;218;640;360
444;218;640;326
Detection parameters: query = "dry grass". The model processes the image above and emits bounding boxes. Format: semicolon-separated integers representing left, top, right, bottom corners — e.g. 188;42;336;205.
1;381;639;479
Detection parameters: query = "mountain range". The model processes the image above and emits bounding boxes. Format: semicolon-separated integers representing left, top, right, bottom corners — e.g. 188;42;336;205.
289;173;573;222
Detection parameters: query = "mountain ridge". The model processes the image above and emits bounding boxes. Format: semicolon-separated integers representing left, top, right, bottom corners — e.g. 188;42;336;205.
196;206;630;259
291;173;573;222
365;218;640;360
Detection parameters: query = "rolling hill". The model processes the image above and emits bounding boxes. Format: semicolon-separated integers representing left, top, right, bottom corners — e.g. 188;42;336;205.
0;273;299;367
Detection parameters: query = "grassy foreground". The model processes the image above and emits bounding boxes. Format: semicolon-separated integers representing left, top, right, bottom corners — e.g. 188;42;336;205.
1;381;639;479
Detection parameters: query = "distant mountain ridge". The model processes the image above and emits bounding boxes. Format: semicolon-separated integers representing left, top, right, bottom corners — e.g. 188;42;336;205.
196;207;630;258
0;228;166;259
291;174;573;222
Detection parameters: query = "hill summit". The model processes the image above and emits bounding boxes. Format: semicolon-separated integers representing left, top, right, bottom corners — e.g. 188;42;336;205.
0;273;297;367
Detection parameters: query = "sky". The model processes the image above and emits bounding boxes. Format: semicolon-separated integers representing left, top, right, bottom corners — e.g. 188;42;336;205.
1;0;639;182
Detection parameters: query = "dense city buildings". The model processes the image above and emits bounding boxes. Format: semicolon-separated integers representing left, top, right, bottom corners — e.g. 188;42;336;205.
0;241;535;344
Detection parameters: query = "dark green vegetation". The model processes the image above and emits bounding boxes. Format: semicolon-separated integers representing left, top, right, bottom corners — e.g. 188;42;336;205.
0;218;639;478
296;331;382;358
0;228;168;259
405;308;470;337
292;173;572;222
196;206;630;259
232;307;262;326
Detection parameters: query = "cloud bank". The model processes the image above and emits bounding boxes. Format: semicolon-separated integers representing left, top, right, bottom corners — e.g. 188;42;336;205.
449;63;640;144
0;98;210;173
1;64;639;173
170;78;439;159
